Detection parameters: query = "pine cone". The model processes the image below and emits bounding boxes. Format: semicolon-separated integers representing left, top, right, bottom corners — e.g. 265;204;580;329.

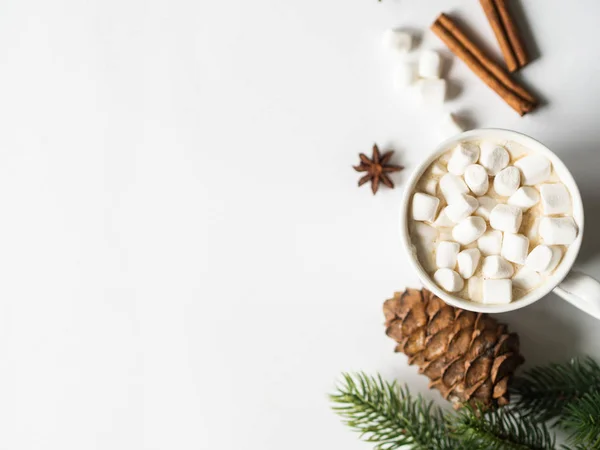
383;288;524;408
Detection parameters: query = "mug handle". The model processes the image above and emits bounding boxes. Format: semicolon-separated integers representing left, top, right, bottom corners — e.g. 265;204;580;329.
553;270;600;320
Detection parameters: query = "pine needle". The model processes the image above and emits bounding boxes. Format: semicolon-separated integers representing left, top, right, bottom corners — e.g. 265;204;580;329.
329;372;456;450
561;390;600;449
511;357;600;422
452;405;555;450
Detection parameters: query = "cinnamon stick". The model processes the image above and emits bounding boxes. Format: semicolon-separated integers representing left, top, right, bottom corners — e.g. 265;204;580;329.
495;0;528;68
437;14;535;105
431;14;536;116
480;0;518;72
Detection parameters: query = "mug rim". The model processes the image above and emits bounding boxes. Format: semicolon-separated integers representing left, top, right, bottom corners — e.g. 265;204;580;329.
400;128;585;313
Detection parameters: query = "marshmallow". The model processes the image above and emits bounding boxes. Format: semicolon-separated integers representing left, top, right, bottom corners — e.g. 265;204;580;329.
526;216;540;241
464;164;489;196
439;173;469;202
439;113;464;139
423;179;438;196
433;268;464;292
482;255;514;279
382;29;412;53
539;217;578;245
544;245;564;274
478;230;503;256
433;207;456;228
447;143;480;176
482;279;513;304
501;233;529;265
515;155;551;185
474;196;498;221
513;266;542;291
468;276;483;302
436;241;460;269
412;193;440;222
418;78;446;108
452;216;487;245
493;166;521;197
413;223;438;242
439;228;454;241
479;143;509;175
508;187;540;211
445;195;479;223
540;183;572;215
457;248;481;279
431;162;446;176
394;61;417;90
490;204;523;234
526;245;563;273
419;50;442;79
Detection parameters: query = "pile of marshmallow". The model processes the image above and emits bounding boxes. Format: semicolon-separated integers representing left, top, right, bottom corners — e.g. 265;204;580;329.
411;142;579;305
383;29;464;138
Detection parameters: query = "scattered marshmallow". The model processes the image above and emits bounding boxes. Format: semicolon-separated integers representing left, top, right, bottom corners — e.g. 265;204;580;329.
490;204;523;234
513;266;542;291
478;230;503;256
482;279;513;304
419;50;442;79
394;61;417;90
431;162;446;176
457;248;481;279
474;196;498;221
468;276;483;302
526;245;563;273
439;113;464;139
482;255;514;279
539;217;578;245
447;143;480;175
433;207;455;228
445;194;479;223
515;155;551;185
508;187;540;211
439;173;469;203
423;179;438;196
452;216;487;245
434;268;464;292
418;78;446;108
479;142;509;175
540;183;572;215
493;166;521;197
464;164;489;196
436;241;460;269
382;29;412;53
501;233;529;265
412;193;440;222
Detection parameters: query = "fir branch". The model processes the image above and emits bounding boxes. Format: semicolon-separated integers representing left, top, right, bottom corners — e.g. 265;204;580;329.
561;390;600;449
511;357;600;422
329;372;457;450
452;405;555;450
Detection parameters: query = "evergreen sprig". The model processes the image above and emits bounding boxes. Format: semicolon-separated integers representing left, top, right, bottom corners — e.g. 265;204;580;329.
452;405;555;450
511;357;600;422
329;372;456;450
561;390;600;448
330;373;558;450
331;358;600;449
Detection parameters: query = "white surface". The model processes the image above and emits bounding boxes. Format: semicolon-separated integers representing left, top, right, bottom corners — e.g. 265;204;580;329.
0;1;599;449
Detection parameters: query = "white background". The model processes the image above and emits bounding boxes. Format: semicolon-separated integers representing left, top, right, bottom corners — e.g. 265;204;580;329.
0;0;598;448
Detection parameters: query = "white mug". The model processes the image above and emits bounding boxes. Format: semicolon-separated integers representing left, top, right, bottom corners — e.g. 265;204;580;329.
400;128;600;318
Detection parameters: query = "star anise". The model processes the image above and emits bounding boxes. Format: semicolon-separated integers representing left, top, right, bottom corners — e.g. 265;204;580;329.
353;144;404;194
